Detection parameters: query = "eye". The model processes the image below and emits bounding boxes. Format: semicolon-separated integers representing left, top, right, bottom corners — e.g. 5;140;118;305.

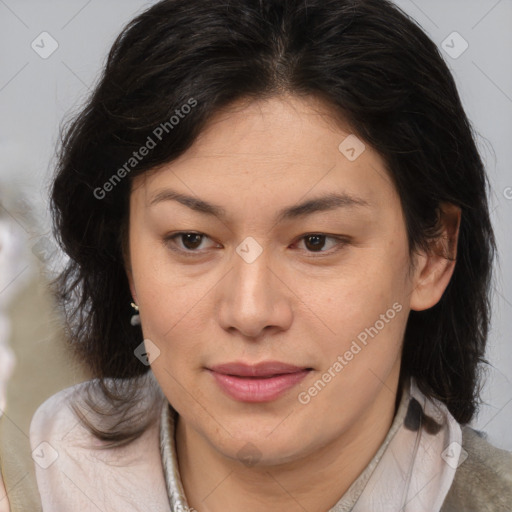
163;232;219;254
294;234;348;255
163;231;348;257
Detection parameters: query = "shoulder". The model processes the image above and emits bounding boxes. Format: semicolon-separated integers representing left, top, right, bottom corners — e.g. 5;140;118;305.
30;376;166;445
29;378;171;512
29;379;136;451
30;381;89;447
441;426;512;512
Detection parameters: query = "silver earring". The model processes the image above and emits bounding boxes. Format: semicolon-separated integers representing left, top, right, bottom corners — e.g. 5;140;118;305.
130;302;141;326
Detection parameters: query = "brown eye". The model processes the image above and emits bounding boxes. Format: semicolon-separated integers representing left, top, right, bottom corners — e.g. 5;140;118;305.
304;234;327;252
295;234;349;256
164;232;217;254
179;233;204;250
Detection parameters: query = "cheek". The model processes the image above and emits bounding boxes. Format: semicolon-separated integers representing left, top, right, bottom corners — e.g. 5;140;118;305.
130;234;201;326
310;285;405;365
298;275;407;418
300;249;409;362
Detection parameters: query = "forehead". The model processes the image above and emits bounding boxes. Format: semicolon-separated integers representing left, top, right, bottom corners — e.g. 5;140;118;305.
131;94;398;217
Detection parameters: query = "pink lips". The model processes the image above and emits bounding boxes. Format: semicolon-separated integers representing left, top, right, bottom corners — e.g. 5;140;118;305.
208;361;312;402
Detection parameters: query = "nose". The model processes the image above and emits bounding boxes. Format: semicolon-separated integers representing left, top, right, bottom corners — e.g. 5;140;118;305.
216;243;293;340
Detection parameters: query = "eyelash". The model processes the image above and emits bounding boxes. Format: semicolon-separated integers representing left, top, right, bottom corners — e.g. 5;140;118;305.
163;232;349;258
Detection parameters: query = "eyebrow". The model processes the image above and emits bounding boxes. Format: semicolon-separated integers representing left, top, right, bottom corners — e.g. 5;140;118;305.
149;189;371;223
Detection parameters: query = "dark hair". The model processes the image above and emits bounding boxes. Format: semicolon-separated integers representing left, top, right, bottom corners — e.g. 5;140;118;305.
50;0;496;447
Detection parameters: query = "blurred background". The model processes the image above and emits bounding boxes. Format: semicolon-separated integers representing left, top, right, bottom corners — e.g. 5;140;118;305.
0;0;511;509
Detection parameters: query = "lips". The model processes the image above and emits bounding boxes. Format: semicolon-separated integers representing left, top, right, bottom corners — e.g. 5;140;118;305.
210;361;308;377
207;361;312;402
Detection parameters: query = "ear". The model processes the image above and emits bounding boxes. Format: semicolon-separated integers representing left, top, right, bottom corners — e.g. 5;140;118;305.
409;202;461;311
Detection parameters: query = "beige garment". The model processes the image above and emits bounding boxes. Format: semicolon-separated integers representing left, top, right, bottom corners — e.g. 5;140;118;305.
28;374;512;512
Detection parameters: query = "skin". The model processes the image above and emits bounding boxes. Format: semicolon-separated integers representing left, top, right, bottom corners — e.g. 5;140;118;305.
126;94;460;512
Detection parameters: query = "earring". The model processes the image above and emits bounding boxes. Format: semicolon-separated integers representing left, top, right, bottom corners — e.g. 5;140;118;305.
130;302;141;326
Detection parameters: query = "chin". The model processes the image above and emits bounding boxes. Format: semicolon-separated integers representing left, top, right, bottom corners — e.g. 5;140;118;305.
204;420;314;467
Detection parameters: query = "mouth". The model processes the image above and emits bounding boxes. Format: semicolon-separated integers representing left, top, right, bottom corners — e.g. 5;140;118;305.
207;361;313;402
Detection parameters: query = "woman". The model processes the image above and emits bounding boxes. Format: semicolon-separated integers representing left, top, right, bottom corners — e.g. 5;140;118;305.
28;0;512;510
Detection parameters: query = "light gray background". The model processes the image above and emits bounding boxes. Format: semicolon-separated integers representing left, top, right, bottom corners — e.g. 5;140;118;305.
0;0;511;449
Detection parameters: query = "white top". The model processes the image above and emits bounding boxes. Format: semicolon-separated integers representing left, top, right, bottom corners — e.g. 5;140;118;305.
30;375;461;511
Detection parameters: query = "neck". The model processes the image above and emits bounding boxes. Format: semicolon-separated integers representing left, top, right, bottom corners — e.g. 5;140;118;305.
175;374;402;512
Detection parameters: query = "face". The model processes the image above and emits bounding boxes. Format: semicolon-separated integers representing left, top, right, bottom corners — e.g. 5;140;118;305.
127;94;420;466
